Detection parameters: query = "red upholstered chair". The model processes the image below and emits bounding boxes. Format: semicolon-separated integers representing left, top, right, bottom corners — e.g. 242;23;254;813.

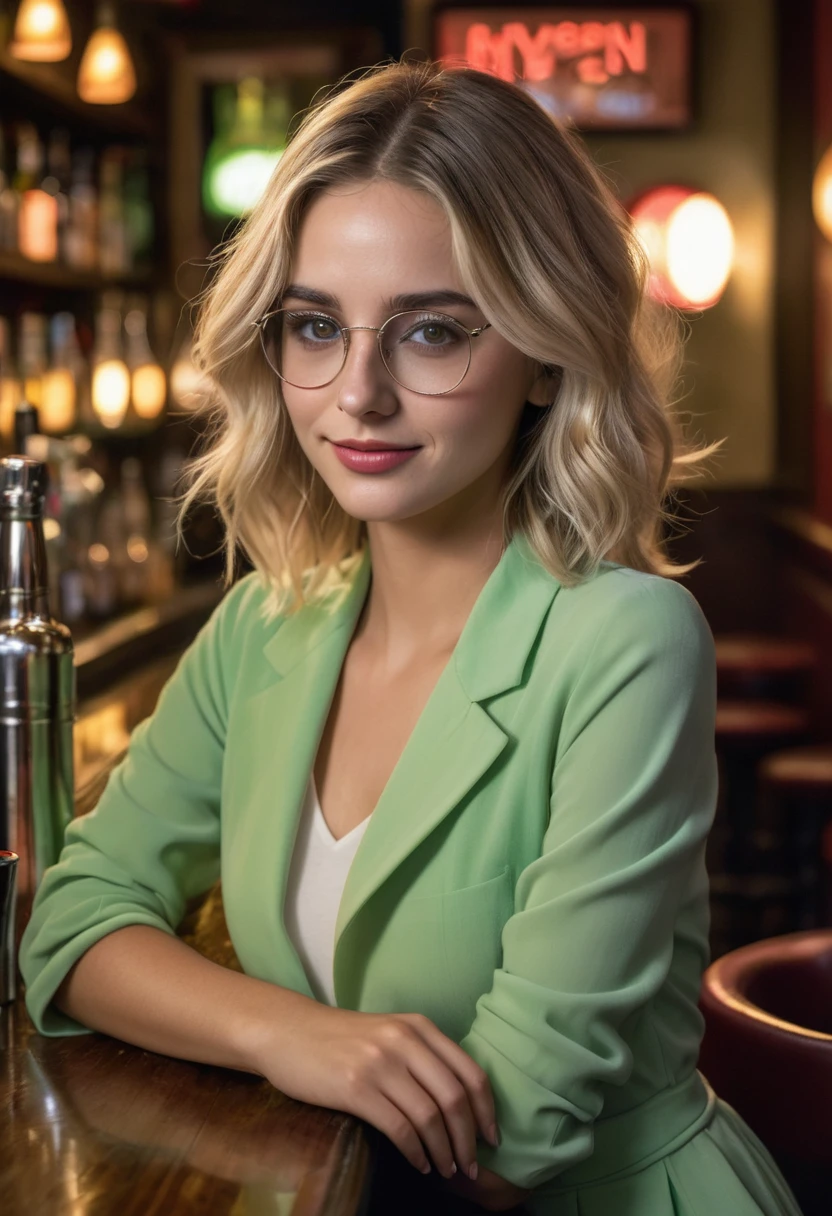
698;930;832;1216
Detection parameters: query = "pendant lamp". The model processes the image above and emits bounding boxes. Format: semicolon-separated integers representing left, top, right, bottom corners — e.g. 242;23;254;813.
77;2;136;106
9;0;72;62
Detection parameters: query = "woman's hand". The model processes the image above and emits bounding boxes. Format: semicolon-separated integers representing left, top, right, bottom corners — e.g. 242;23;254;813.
438;1162;533;1211
248;1003;499;1182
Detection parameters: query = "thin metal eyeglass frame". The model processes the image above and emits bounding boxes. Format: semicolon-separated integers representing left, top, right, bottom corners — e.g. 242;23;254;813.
251;308;493;396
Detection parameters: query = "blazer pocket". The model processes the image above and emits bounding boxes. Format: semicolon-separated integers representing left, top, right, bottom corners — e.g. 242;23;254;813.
391;866;515;1029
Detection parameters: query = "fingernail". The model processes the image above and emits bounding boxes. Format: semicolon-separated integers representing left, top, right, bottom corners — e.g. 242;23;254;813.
468;1162;479;1181
420;1161;431;1175
488;1123;501;1147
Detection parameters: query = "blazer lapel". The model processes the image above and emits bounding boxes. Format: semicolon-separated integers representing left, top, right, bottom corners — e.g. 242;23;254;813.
235;532;561;1003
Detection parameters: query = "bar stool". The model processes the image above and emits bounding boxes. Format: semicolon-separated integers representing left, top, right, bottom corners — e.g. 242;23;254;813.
698;930;832;1216
714;635;817;702
757;746;832;931
709;703;811;957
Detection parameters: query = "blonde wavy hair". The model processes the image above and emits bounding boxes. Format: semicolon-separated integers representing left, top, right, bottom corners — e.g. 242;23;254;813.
178;56;725;620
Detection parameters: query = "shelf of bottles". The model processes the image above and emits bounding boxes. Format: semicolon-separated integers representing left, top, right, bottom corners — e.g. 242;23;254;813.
0;121;155;286
0;114;192;637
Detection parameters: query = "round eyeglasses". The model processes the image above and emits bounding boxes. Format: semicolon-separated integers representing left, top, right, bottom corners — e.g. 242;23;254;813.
252;307;493;396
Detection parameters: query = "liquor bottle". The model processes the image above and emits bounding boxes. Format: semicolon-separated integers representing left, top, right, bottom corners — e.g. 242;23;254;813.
12;399;40;456
122;146;153;270
41;129;72;265
40;312;77;434
0;126;19;253
18;313;47;409
15;123;57;262
125;297;165;420
99;146;128;276
65;146;98;271
0;319;21;447
0;456;75;946
118;456;152;605
90;292;129;429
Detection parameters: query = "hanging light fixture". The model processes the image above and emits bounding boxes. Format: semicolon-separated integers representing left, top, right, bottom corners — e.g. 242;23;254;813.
77;2;137;106
629;185;735;310
9;0;72;62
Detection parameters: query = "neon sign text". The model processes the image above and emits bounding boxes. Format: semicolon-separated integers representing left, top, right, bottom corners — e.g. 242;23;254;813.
462;20;648;86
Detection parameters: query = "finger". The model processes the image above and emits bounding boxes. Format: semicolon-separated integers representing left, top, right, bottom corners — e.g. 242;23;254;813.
351;1085;433;1176
402;1048;479;1180
379;1063;459;1179
402;1014;498;1146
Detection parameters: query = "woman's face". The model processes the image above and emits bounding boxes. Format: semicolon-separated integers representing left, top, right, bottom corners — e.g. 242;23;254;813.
278;178;549;531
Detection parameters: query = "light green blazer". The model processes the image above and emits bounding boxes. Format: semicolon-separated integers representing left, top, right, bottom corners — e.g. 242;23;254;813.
20;531;721;1205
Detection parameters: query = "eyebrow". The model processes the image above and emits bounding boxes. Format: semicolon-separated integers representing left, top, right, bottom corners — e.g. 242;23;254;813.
280;284;480;312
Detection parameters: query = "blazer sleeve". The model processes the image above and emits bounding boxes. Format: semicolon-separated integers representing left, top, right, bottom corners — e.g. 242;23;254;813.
456;575;719;1191
19;571;262;1038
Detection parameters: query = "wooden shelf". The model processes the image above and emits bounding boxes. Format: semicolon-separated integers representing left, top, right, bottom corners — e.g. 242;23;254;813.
0;249;154;291
0;249;154;292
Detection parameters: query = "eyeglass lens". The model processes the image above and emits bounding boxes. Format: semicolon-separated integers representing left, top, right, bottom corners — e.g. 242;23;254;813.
259;309;473;394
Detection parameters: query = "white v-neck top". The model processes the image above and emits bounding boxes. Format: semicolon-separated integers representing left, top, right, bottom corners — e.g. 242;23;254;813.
283;770;371;1006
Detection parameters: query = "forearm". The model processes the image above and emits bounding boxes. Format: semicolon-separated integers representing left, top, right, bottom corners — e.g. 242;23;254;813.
52;923;320;1075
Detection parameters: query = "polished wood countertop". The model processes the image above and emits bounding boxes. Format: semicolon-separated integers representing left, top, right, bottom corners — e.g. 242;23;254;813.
1;757;374;1216
2;719;492;1215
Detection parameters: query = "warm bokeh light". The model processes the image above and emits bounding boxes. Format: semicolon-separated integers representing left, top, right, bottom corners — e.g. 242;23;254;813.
812;143;832;243
0;377;21;444
77;17;137;105
18;189;58;261
131;363;166;419
169;333;212;412
40;367;76;433
9;0;72;62
629;186;735;310
92;359;130;427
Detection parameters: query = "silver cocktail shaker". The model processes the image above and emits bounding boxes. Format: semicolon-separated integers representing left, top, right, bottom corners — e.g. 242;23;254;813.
0;457;75;962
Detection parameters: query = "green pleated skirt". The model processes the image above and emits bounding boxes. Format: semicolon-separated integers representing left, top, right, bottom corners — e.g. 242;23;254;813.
525;1071;805;1215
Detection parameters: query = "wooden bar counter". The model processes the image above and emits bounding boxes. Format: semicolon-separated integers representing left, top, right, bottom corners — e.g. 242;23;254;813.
1;661;497;1216
1;754;375;1216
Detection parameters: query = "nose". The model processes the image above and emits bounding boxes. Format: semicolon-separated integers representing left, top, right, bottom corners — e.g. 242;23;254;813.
336;327;396;413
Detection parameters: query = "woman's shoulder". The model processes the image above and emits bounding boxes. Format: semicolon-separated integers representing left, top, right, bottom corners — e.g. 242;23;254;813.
549;561;715;668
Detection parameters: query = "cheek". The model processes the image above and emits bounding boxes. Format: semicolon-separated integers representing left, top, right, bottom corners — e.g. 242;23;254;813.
281;392;323;447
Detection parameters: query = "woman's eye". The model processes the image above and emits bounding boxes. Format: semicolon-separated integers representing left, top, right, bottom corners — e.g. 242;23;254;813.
309;317;339;340
406;320;459;346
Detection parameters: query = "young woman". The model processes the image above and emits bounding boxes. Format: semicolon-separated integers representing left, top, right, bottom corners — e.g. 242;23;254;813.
20;59;804;1216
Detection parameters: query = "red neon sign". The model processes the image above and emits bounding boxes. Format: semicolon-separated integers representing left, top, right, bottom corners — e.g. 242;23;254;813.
463;19;647;85
433;7;692;130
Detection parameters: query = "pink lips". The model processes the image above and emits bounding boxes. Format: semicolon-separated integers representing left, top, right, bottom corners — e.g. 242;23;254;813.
330;442;421;472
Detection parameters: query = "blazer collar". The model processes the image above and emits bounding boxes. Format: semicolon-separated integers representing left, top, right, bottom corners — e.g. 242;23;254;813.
244;531;561;1006
262;529;559;700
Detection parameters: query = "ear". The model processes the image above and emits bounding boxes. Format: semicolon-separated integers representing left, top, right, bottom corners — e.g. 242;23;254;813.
527;361;561;408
